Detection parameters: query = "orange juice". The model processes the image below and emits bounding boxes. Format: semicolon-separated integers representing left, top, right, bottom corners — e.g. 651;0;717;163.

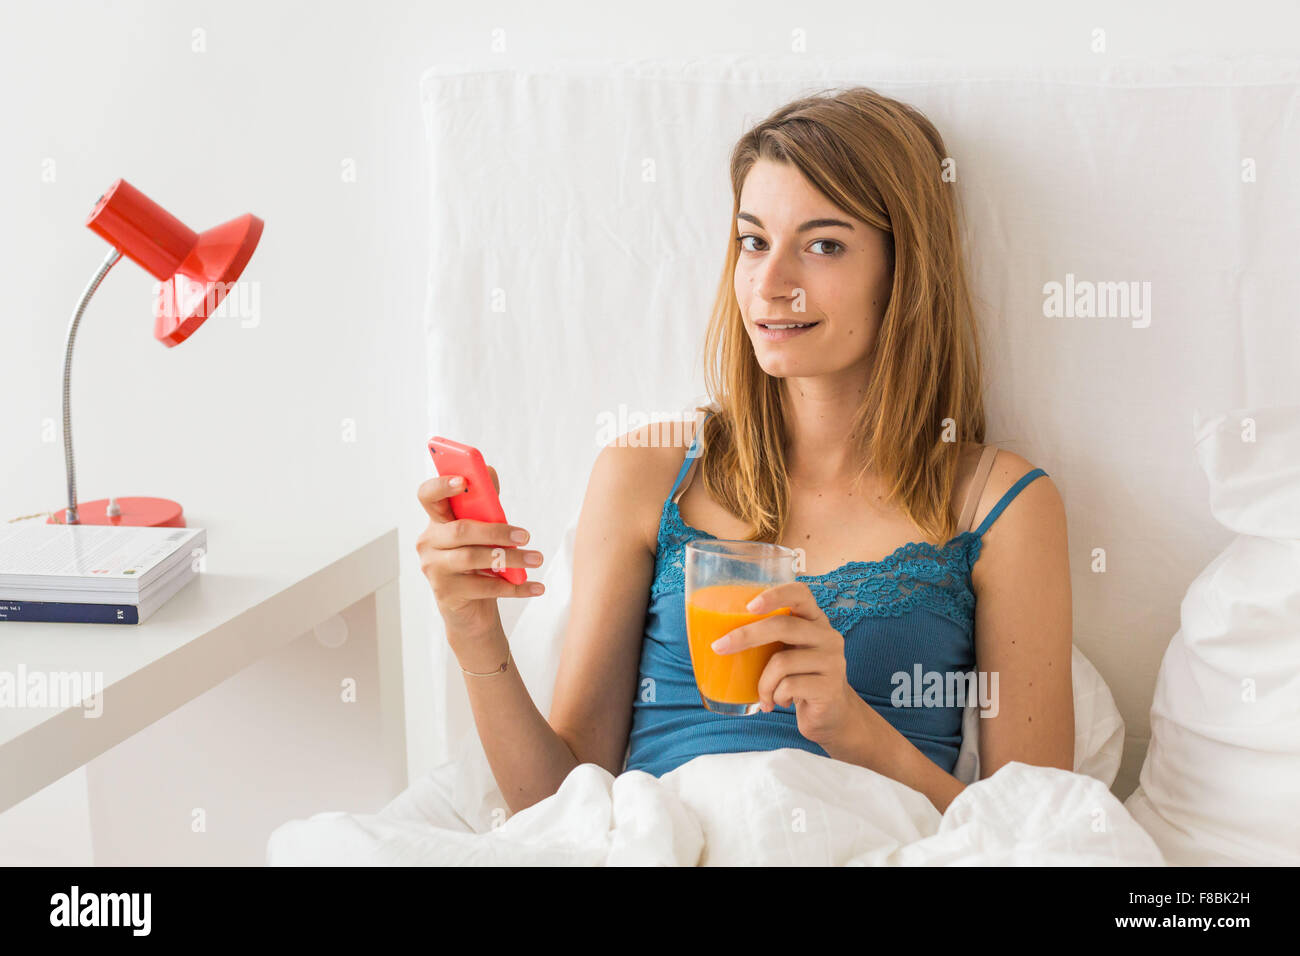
685;583;791;704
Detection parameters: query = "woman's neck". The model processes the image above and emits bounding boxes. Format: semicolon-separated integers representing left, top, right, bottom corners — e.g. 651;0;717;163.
779;382;870;489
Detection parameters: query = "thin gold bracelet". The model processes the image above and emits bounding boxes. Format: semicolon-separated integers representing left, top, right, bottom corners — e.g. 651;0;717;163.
460;650;511;678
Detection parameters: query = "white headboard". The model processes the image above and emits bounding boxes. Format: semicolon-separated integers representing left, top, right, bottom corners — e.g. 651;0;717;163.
419;54;1300;798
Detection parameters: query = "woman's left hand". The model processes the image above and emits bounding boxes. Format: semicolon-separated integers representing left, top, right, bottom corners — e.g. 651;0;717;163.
710;581;861;747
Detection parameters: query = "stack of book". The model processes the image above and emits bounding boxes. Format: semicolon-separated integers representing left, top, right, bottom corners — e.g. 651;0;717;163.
0;523;207;624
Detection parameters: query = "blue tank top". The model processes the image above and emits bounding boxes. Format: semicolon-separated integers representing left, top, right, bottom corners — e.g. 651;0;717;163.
624;411;1047;778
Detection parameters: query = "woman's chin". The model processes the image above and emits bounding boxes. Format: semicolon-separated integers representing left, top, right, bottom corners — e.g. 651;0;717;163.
754;355;809;377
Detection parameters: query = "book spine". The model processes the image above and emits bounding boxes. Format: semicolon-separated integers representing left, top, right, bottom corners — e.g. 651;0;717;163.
0;601;140;624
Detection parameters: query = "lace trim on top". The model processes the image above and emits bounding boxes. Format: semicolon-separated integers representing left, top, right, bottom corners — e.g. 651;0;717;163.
653;498;981;634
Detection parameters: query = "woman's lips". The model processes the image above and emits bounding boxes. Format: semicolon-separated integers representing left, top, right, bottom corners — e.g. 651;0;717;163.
755;321;820;342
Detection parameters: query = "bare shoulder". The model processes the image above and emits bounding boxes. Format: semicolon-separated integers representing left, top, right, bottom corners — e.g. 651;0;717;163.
982;448;1060;506
596;417;701;554
967;447;1067;589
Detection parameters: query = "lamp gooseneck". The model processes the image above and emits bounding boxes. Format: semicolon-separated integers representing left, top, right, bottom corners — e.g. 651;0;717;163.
61;247;122;525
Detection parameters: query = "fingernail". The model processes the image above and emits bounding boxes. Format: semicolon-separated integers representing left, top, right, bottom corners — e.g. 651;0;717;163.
711;637;727;653
450;476;464;487
524;552;541;566
746;596;761;611
510;529;528;543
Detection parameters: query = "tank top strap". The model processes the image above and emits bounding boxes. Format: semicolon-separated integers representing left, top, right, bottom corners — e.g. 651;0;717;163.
973;467;1049;537
666;409;712;505
958;445;999;533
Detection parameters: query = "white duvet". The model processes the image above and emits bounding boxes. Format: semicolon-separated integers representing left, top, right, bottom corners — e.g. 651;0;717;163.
267;747;1164;866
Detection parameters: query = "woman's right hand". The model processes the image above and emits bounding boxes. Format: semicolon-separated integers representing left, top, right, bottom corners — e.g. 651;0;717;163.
416;467;545;646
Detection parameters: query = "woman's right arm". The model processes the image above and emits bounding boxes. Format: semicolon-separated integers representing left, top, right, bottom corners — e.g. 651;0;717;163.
416;435;658;816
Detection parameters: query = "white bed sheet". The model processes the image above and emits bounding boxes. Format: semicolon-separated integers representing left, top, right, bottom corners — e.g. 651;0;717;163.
267;748;1163;866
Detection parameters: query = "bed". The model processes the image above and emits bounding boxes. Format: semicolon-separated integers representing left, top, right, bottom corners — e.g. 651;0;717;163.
274;53;1300;864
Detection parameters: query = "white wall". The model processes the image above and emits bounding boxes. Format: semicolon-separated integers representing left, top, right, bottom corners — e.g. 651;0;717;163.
4;0;1298;826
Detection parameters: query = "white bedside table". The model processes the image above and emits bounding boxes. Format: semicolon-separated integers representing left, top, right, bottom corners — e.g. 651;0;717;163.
0;513;411;865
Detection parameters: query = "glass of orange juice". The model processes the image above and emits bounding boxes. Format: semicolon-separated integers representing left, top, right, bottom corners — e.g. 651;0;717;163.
684;539;796;715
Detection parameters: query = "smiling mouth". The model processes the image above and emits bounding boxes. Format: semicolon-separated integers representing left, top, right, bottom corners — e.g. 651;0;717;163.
756;321;819;329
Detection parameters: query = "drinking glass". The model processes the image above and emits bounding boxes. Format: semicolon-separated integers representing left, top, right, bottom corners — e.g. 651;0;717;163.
683;539;796;715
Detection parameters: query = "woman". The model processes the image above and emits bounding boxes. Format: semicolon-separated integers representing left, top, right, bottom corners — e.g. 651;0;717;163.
417;87;1074;818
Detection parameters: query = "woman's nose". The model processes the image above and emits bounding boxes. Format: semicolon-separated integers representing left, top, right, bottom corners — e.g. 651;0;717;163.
750;254;799;302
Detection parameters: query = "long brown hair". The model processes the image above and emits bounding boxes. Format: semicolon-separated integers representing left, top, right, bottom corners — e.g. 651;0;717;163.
694;86;986;545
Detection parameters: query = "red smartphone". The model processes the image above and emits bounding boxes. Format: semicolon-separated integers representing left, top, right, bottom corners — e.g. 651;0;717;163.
428;436;527;586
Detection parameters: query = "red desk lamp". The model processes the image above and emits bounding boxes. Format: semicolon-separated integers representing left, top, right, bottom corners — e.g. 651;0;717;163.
47;179;264;527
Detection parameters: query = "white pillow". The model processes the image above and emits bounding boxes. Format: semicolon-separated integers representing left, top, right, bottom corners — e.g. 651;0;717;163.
1192;405;1300;538
1124;404;1300;865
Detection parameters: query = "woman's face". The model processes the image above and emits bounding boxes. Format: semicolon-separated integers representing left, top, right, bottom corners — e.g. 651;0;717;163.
733;158;892;381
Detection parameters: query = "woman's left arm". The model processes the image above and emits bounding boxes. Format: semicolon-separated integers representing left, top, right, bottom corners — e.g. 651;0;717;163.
822;462;1075;813
965;464;1075;777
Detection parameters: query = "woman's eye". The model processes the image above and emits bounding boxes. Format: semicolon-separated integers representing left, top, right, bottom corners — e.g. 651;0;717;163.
735;235;842;255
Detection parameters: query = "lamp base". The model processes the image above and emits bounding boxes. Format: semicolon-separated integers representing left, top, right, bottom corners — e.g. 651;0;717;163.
47;496;185;528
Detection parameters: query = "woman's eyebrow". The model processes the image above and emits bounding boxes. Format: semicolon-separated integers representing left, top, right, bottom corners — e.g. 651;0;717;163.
737;212;856;232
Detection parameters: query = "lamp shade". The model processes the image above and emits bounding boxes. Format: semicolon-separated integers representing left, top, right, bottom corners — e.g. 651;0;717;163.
85;179;264;346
